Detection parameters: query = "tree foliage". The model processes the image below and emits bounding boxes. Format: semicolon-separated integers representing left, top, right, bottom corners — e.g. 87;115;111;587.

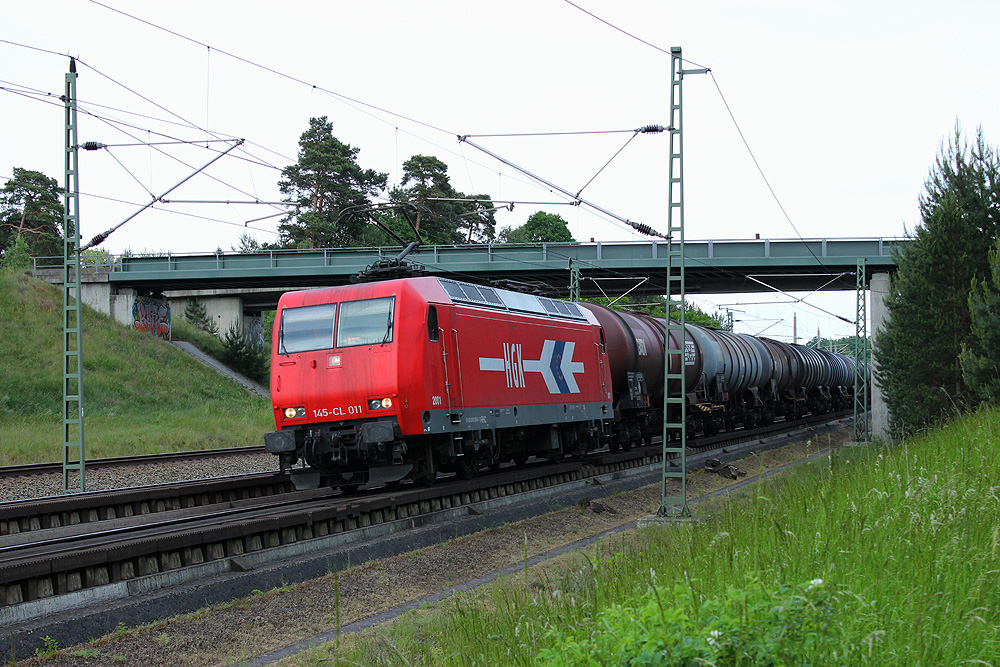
0;168;63;258
277;117;389;248
498;211;575;244
0;235;31;272
961;239;1000;404
806;334;871;359
184;299;219;336
388;155;496;244
581;293;724;328
221;323;269;385
875;124;1000;436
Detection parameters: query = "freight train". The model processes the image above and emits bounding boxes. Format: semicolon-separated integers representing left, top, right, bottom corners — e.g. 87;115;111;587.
264;276;863;491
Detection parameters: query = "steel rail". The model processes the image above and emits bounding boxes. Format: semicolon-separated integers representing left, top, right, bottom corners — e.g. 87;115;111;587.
0;445;266;479
1;413;850;614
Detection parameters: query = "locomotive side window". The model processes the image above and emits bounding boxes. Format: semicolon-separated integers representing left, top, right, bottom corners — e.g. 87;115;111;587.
337;297;395;348
428;305;439;342
279;303;337;354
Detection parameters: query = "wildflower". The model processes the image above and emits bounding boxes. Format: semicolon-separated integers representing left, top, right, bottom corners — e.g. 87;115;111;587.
807;578;824;590
706;630;722;646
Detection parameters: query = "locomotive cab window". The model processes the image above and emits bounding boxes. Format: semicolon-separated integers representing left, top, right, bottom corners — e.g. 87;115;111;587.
279;303;337;354
427;305;439;342
337;297;395;348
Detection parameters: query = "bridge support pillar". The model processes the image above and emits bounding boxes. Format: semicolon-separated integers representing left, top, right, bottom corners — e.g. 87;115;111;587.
171;294;244;338
870;272;891;439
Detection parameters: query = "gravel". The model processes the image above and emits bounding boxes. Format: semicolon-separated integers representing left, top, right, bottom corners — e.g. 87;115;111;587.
0;453;280;503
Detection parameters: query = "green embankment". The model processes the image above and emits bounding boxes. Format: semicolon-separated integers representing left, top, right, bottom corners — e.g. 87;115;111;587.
317;407;1000;666
0;269;273;465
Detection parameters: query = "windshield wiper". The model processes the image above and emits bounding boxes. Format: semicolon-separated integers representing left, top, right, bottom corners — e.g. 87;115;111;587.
278;325;288;355
380;314;393;346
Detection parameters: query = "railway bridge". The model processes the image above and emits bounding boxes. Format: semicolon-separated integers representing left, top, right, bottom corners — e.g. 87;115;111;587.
35;236;901;327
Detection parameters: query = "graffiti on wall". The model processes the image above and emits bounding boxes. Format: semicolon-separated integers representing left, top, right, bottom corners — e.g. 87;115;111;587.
245;316;266;347
133;296;171;339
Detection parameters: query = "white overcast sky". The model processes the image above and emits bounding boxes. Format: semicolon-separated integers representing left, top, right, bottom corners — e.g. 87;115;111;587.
3;0;998;341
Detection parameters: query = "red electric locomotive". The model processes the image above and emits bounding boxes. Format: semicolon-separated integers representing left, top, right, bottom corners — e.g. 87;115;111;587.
264;276;614;490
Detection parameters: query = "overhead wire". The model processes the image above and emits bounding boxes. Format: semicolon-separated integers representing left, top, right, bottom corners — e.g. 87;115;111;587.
3;22;648;246
5;8;857;333
558;0;831;271
0;74;292;171
84;112;284;215
77;3;655;239
85;0;457;137
0;172;280;235
556;0;851;328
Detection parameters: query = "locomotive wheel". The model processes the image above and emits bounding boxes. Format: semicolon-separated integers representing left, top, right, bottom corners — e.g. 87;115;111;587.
338;484;360;494
416;449;438;486
455;454;477;480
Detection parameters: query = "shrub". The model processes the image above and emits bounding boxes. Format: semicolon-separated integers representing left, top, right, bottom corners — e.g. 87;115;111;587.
537;575;861;667
0;235;32;272
183;298;218;336
222;323;269;384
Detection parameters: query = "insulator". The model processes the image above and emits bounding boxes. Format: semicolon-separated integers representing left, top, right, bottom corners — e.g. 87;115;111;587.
81;141;106;151
638;125;666;134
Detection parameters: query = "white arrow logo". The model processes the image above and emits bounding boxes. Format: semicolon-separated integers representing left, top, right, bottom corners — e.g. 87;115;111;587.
479;340;584;394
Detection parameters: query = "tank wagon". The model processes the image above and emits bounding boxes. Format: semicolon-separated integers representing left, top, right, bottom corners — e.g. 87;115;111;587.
264;276;863;490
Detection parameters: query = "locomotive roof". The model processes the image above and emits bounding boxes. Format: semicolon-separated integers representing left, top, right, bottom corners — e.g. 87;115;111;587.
276;276;590;323
435;277;587;322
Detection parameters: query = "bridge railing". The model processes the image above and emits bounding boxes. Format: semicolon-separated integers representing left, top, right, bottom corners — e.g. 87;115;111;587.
30;237;906;280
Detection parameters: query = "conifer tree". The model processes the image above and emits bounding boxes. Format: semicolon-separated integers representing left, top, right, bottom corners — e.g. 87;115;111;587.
277;117;389;248
961;239;1000;404
0;168;63;257
875;124;1000;435
389;155;497;245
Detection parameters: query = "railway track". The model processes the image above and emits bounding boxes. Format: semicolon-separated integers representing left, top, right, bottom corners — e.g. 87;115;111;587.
0;445;266;479
0;413;849;631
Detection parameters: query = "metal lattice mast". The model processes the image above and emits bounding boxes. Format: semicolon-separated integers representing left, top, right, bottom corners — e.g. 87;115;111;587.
569;260;581;302
62;59;85;493
853;259;870;441
659;48;690;516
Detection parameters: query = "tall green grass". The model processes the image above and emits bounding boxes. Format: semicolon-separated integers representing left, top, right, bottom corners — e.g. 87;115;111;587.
305;407;1000;666
0;269;273;463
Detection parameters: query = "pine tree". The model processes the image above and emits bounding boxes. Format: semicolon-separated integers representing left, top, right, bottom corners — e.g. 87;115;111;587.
222;323;269;384
0;168;63;257
277;117;389;248
184;299;218;335
961;239;1000;404
389;155;496;245
875;124;1000;435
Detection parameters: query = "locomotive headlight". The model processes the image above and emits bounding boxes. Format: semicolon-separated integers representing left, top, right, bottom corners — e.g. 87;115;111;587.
368;398;393;410
284;406;305;419
381;397;393;409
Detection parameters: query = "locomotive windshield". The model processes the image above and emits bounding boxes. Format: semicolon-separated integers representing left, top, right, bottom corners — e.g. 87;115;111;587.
336;297;394;348
279;303;337;354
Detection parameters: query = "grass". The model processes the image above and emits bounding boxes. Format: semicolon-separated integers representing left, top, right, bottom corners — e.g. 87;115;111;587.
0;268;273;464
291;406;1000;666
